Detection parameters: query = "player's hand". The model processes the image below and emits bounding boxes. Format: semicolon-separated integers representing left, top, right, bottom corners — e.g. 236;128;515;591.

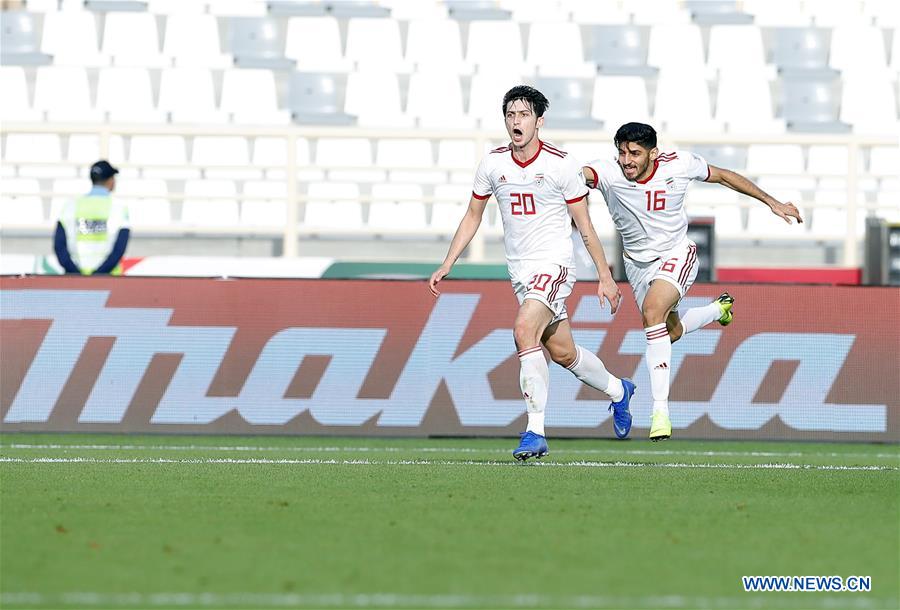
598;277;621;314
429;266;450;297
770;201;803;225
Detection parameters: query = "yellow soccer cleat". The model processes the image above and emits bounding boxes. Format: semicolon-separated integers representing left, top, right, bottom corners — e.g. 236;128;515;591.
649;411;672;442
716;292;734;326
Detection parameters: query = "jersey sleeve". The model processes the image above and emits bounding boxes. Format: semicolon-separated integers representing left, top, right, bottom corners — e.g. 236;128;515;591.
561;155;589;204
471;156;492;200
584;158;617;190
682;151;710;182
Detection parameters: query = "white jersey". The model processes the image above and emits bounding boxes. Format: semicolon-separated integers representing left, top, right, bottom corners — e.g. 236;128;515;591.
586;150;709;262
473;140;588;279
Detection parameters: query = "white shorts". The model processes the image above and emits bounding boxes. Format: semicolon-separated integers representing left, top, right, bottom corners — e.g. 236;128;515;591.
624;240;699;311
511;263;575;324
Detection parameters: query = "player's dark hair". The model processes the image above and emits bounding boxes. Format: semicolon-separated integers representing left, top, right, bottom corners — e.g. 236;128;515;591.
502;85;549;117
614;122;657;150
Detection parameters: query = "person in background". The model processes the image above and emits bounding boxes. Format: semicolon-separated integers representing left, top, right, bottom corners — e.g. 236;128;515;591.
54;160;130;275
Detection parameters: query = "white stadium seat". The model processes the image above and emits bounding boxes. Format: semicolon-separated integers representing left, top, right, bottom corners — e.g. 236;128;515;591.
870;146;900;176
163;14;231;68
220;69;290;125
315;138;383;183
115;178;172;226
0;66;42;122
648;24;706;73
368;183;427;231
707;25;770;74
241;180;287;227
592;75;651;128
192;136;258;180
96;67;166;123
158;68;229;124
466;21;524;72
809;189;866;238
285;17;351;71
715;70;784;133
4;133;73;178
405;19;469;73
747;189;807;237
830;25;888;71
468;71;525;129
406;72;474;129
345;18;409;72
344;71;412;128
41;10;107;66
304;182;363;229
746;144;805;176
130;135;197;179
181;179;240;227
525;22;594;77
375;138;443;183
33;66;103;122
840;70;898;134
49;178;86;221
101;12;166;67
0;178;44;225
653;70;718;132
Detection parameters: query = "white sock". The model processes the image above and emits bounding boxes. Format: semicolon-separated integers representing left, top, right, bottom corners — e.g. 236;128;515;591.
645;324;671;417
518;346;549;436
679;301;721;335
566;345;624;402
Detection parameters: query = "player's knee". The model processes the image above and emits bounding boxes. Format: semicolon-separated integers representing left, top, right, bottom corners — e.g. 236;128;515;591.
641;306;668;327
513;319;539;350
549;347;577;368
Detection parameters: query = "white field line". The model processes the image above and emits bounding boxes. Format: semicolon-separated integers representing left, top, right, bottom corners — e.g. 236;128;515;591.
0;591;890;609
0;456;895;471
3;443;898;460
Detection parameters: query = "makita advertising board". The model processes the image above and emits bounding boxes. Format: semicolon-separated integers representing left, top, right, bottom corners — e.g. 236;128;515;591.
1;277;897;441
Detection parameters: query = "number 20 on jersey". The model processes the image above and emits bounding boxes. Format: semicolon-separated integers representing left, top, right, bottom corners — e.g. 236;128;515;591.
510;192;536;215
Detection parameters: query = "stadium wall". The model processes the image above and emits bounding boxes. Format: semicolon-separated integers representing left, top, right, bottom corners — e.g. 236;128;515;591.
1;276;897;442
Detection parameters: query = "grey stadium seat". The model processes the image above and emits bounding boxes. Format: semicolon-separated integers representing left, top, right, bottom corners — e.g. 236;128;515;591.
329;1;390;18
771;27;833;75
688;145;748;171
1;11;51;65
445;1;511;20
288;72;356;125
533;76;600;130
229;17;295;70
686;0;753;24
583;25;656;76
781;75;850;133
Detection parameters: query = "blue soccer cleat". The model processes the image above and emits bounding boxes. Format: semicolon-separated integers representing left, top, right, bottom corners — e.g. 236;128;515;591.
608;378;636;439
512;431;549;461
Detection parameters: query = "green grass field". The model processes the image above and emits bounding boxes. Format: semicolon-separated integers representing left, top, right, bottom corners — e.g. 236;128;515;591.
1;434;897;610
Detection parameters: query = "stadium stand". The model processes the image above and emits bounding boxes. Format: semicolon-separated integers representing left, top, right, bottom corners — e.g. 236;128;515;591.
1;0;897;270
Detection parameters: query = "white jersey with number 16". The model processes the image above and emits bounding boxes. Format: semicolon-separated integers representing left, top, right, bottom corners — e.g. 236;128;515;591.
586;150;709;262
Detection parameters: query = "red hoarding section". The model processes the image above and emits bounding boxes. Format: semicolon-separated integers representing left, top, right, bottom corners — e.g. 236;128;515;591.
1;276;897;441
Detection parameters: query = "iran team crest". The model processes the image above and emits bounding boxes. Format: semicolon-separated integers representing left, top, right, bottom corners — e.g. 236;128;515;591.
535;173;544;187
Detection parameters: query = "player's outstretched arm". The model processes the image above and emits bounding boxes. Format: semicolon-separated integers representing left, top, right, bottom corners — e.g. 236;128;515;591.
707;165;803;225
429;194;489;297
569;197;621;314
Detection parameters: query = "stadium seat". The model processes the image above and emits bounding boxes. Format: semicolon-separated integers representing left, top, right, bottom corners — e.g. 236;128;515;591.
807;1;868;26
1;11;51;65
66;134;126;164
33;66;104;122
220;69;290;125
147;0;206;14
566;0;631;25
191;136;258;180
344;71;412;127
329;1;390;18
41;10;107;66
770;27;832;72
688;145;747;171
707;25;770;74
49;178;87;221
653;71;718;132
582;24;655;75
181;179;240;227
437;139;478;184
746;144;805;176
746;189;807;237
647;24;706;73
430;199;466;232
158;67;229;124
0;178;44;225
468;71;525;129
406;72;474;129
591;75;650;129
385;0;448;20
96;67;166;123
807;145;852;179
208;0;268;16
375;138;442;183
115;178;172;226
162;14;231;68
870;146;900;177
809;190;866;238
405;18;469;73
830;25;888;71
526;22;594;77
686;183;744;236
0;66;42;121
228;17;294;69
345;17;409;72
875;190;900;222
368;184;427;231
466;21;524;72
715;70;784;133
840;70;899;134
445;0;511;21
303;182;363;229
742;0;808;26
284;17;351;71
315;137;384;183
288;72;355;125
101;12;166;67
627;0;692;25
686;0;753;25
241;180;287;227
534;76;599;129
129;135;197;179
4;133;74;178
781;74;848;132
